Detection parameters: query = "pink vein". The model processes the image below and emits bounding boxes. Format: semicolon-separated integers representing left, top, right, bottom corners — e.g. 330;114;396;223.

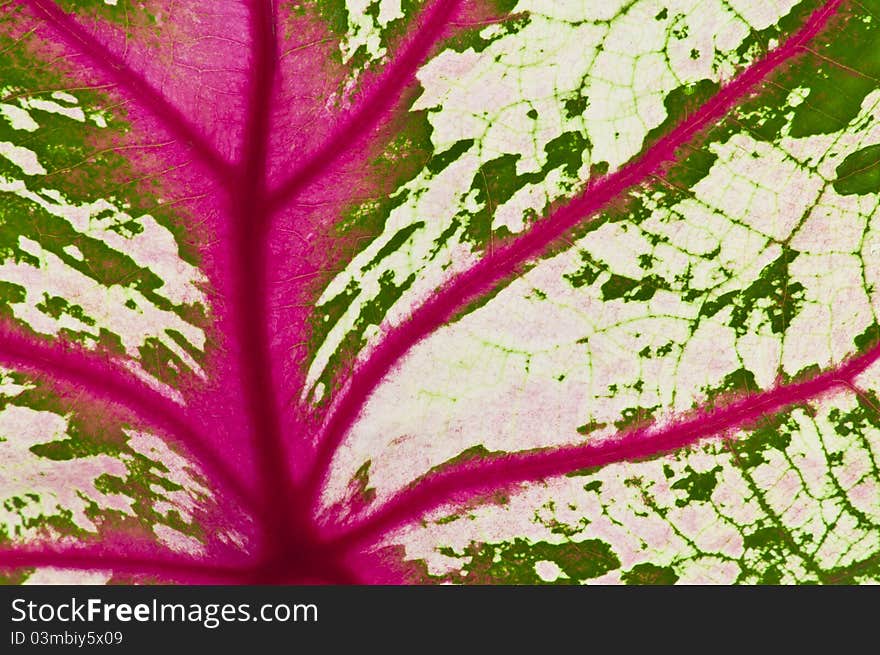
302;0;845;510
0;546;251;583
25;0;233;177
266;0;462;209
0;325;260;514
234;0;302;550
335;340;880;548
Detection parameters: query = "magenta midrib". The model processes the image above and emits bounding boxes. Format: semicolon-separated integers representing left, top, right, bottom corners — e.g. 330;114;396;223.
0;0;468;580
232;0;301;558
0;0;854;583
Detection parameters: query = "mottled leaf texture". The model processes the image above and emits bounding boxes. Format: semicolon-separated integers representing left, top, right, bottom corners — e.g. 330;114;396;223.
0;0;877;585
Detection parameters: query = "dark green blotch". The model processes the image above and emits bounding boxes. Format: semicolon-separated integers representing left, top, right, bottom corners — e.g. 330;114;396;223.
373;110;434;190
451;537;620;584
833;144;880;196
442;10;529;54
351;460;376;504
731;413;794;469
0;282;26;321
309;282;359;356
643;79;720;149
36;294;95;327
316;187;416;359
564;94;589;119
621;563;679;585
489;0;519;11
465;153;521;245
473;153;522;207
364;222;424;270
656;342;674;356
137;337;186;386
165;329;204;365
335;190;410;240
27;419;117;461
544;130;590;176
670;15;688;40
601;274;639;300
743;525;790;553
565;252;603;288
828;390;880;437
614;405;657;431
590;160;609;177
313;271;417;401
788;7;880;138
426;444;502;477
824;551;880;584
576;419;607;435
464;130;589;246
854;322;880;351
311;0;349;36
55;0;153;25
108;218;144;238
702;248;805;336
670;465;721;506
667;148;718;188
360;270;416;326
600;274;663;302
427;139;475;175
429;216;462;258
703;368;759;407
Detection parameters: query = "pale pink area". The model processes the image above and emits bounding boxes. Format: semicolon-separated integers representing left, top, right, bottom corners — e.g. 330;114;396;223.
669;504;744;557
784;252;873;377
848;479;880;521
694;135;824;242
674;557;741;584
780;492;820;532
736;331;782;390
813;510;865;569
711;468;763;526
754;459;801;512
790;193;869;255
673;320;740;410
23;568;112;585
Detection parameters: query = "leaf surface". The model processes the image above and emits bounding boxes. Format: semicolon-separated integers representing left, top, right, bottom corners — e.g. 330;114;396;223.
1;0;878;584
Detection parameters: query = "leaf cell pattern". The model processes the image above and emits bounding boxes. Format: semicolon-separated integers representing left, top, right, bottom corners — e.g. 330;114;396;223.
0;0;877;585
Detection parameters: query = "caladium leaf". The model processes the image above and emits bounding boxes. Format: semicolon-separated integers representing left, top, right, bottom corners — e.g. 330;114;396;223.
0;0;877;585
